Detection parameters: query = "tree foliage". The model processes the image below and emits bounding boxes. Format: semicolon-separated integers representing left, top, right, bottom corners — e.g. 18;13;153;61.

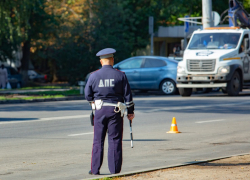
0;0;247;85
0;0;33;61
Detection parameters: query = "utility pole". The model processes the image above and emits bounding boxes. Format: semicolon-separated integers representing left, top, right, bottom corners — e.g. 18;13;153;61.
202;0;213;29
184;15;189;50
149;16;154;55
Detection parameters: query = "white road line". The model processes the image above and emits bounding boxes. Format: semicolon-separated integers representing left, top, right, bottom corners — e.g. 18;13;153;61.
68;132;93;136
0;115;89;125
196;119;225;123
55;105;83;109
145;101;250;113
39;115;89;121
2;101;249;125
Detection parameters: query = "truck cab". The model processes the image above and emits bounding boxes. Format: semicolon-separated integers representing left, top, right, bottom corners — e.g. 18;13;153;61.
177;27;250;96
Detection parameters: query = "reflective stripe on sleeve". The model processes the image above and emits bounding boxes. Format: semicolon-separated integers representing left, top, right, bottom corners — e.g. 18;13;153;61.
126;101;134;105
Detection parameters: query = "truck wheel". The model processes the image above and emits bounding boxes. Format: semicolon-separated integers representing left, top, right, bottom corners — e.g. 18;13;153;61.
160;79;177;95
226;71;240;96
179;88;192;97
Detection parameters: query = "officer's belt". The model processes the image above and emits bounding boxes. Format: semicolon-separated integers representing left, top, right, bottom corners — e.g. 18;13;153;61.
104;102;126;117
94;100;126;117
102;102;118;107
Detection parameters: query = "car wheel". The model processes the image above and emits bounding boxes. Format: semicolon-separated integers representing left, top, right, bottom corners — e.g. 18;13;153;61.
226;71;240;96
160;79;176;95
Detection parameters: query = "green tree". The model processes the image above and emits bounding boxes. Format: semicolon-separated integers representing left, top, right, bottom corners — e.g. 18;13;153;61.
0;0;55;85
2;0;241;86
0;0;32;61
30;0;92;83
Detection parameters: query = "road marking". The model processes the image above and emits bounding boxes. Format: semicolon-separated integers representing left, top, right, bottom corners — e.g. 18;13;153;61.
145;101;250;113
0;115;89;125
55;105;84;109
68;132;93;136
196;119;225;123
1;101;249;124
39;115;89;121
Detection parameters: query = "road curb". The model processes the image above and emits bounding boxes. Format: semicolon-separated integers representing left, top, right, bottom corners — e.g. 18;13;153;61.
83;152;250;180
0;96;85;104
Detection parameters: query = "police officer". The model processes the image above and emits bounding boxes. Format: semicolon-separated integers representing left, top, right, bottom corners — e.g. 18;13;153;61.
85;48;135;175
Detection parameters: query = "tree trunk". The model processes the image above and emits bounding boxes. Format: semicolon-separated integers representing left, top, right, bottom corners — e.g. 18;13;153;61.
87;0;94;19
51;59;58;82
20;40;30;86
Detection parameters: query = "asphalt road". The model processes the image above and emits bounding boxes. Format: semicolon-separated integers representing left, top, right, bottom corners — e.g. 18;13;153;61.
0;90;250;180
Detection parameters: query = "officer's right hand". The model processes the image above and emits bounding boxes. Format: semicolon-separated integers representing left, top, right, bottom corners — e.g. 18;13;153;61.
127;114;135;121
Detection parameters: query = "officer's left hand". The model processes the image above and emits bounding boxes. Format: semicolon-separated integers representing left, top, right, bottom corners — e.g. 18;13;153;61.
127;114;135;121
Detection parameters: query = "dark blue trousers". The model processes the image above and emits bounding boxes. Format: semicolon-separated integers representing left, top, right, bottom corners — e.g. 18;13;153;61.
91;106;123;174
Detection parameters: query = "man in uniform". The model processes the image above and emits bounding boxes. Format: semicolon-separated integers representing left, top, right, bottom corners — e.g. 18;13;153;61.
85;48;135;175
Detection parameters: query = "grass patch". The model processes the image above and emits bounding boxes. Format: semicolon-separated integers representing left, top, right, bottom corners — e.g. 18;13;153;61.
20;89;80;96
20;86;70;90
0;86;72;91
0;88;82;101
0;96;20;100
93;178;118;180
0;95;65;101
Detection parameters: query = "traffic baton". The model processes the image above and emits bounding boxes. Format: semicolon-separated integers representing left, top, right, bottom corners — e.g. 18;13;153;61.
129;120;133;148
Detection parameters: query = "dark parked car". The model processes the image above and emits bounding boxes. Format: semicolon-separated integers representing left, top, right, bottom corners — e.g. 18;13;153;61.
85;56;178;95
6;67;22;88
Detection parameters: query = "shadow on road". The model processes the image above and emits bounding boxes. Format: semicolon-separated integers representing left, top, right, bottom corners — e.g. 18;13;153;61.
0;118;38;121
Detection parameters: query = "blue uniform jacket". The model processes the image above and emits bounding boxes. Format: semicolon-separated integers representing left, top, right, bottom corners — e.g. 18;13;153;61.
85;65;134;114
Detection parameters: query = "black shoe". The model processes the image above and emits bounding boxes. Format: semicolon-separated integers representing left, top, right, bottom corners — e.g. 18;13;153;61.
89;170;100;175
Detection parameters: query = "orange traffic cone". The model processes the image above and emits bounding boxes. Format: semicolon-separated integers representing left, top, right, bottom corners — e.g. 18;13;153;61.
167;117;181;133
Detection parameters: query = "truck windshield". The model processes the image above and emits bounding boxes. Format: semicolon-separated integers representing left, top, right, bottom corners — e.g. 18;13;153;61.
188;33;241;50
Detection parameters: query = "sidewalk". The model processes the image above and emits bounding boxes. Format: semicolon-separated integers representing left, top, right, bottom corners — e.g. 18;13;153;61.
0;88;85;104
0;87;71;94
95;153;250;180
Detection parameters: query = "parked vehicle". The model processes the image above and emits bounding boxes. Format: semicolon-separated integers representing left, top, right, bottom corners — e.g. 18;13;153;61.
86;56;178;95
177;0;250;96
114;56;178;94
28;70;47;83
6;67;22;88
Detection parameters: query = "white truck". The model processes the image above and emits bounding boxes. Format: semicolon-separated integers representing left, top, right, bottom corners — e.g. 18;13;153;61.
177;0;250;96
